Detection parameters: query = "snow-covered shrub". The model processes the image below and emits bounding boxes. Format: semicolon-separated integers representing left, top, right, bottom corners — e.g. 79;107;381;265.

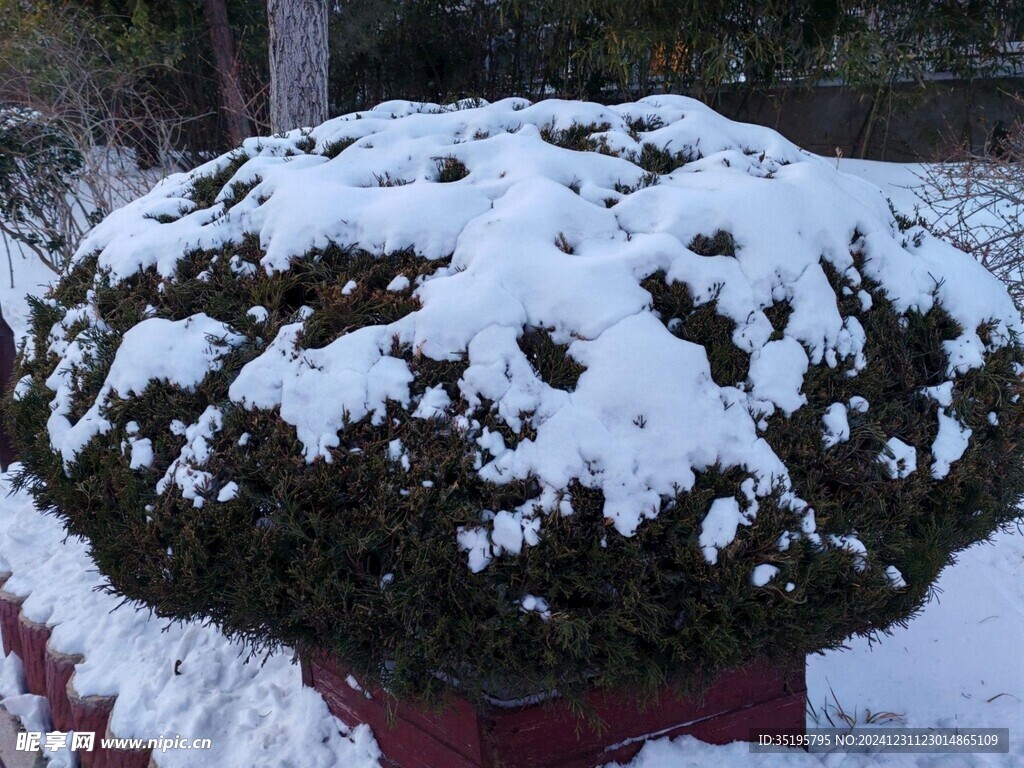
8;97;1024;706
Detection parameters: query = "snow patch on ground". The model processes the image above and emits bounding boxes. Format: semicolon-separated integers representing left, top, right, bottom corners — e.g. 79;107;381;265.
0;475;381;768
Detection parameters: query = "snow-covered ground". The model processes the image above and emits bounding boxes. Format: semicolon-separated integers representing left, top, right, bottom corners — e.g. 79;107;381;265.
0;158;1020;768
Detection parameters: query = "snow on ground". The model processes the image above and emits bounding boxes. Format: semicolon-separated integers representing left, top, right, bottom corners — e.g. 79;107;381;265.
0;476;381;768
835;160;930;222
0;242;57;342
612;523;1024;768
0;139;1019;768
834;157;1012;249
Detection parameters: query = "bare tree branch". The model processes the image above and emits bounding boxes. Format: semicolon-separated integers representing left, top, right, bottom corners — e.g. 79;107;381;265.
918;118;1024;309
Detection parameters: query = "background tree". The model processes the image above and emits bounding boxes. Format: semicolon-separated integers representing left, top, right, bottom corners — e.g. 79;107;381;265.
0;1;189;274
268;0;329;132
203;0;254;144
0;0;270;275
3;1;1019;149
321;0;1022;112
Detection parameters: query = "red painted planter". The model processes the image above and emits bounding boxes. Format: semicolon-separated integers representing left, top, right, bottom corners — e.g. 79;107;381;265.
101;721;154;768
0;589;152;768
67;676;117;768
0;584;24;659
66;675;153;768
18;613;51;696
303;652;806;768
46;645;83;732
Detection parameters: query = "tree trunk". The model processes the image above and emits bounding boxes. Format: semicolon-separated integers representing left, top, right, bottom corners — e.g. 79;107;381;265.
267;0;329;133
203;0;253;145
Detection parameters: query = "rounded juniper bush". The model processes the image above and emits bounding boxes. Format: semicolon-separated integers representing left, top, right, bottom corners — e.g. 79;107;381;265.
7;97;1024;707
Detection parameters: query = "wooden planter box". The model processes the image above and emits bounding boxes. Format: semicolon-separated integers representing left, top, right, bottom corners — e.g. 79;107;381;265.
302;652;806;768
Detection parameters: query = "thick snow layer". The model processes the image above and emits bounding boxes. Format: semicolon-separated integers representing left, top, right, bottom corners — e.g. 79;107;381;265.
885;565;907;589
821;403;851;448
57;97;1021;572
46;314;243;469
750;564;780;586
699;497;747;564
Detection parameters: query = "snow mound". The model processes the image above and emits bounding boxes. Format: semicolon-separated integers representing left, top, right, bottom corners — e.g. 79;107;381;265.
68;95;1019;546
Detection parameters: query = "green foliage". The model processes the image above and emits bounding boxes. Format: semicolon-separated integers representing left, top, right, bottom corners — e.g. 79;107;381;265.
319;138;357;160
613;172;659;196
539;121;612;153
293;134;316;153
554;232;575;254
7;137;1024;717
186;152;251;209
626;114;665;136
434;156;470;183
519;329;585;391
643;269;750;387
887;199;930;254
764;301;793;341
633;142;697;175
324;1;1023;111
688;230;737;257
762;257;1024;628
221;176;262;211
